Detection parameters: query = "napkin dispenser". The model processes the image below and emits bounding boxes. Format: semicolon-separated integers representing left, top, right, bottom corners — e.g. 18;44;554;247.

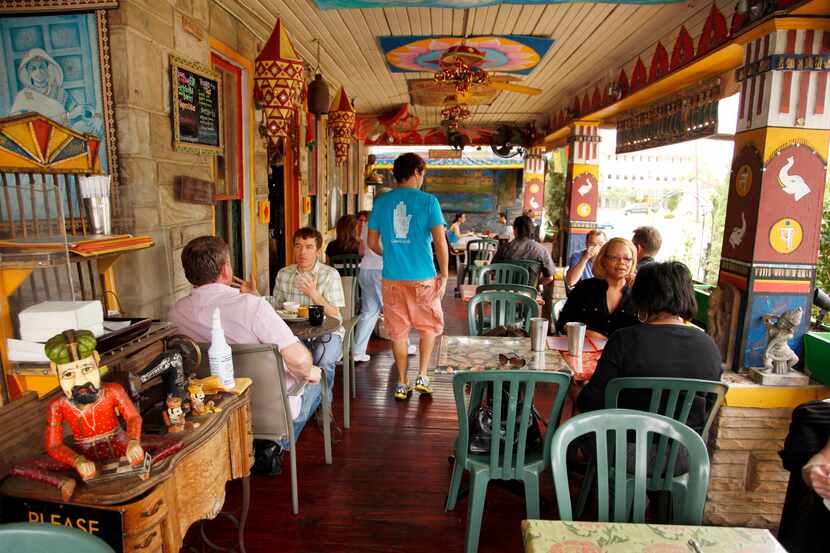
18;301;104;342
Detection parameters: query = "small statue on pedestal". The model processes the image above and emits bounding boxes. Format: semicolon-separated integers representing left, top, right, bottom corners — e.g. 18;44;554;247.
163;395;186;433
187;380;220;416
762;307;803;374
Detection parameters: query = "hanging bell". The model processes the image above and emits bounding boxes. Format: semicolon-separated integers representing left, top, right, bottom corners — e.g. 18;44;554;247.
308;73;330;116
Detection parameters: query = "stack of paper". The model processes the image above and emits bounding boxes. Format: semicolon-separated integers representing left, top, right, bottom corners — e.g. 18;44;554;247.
19;301;104;342
7;339;49;363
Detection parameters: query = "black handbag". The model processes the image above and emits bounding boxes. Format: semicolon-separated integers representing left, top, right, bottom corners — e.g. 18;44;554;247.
252;439;284;476
468;385;545;455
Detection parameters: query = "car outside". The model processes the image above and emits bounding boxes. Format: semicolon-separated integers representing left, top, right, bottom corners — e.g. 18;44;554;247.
623;203;654;215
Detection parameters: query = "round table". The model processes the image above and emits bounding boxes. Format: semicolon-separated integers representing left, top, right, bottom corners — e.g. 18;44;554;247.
285;316;340;340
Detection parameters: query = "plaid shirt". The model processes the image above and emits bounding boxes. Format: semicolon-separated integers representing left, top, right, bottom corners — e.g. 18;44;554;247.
273;260;346;339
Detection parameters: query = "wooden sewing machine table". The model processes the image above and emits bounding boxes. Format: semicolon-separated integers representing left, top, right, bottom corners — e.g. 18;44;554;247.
0;389;253;553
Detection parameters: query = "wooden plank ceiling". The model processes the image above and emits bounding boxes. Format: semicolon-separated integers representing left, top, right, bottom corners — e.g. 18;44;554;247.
218;0;736;130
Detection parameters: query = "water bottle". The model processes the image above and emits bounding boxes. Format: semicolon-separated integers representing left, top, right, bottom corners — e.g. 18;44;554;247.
208;307;234;389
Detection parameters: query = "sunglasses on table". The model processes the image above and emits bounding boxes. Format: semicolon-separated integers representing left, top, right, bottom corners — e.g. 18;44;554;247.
498;352;527;368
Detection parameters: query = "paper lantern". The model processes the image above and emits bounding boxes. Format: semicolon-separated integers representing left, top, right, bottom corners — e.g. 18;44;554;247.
328;86;355;165
255;18;304;144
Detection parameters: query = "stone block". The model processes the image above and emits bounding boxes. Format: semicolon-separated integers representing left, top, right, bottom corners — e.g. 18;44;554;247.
191;0;208;25
109;0;175;49
721;407;793;418
708;478;747;492
172;247;188;289
237;27;258;61
114;230;172;310
180;222;214;245
170;227;183;250
175;0;192;14
149;113;209;163
134;206;161;232
208;2;237;50
109;28;130;106
114;29;165;112
714;437;784;451
711;450;750;465
159;185;213;226
118;157;159;206
717;427;789;440
711;463;748;479
750;450;787;462
718;415;791;429
157;160;213;187
174;12;209;65
115;108;151;156
748;367;810;386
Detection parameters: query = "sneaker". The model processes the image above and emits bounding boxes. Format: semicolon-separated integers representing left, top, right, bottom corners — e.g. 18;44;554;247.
393;383;412;400
407;344;417;355
352;353;370;363
414;375;432;395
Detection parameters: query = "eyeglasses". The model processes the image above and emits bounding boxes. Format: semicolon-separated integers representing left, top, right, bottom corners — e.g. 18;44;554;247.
606;255;633;264
498;352;527;368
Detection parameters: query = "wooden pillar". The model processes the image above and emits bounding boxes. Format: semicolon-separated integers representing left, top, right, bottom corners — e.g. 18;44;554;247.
562;121;601;261
522;146;546;231
718;26;830;370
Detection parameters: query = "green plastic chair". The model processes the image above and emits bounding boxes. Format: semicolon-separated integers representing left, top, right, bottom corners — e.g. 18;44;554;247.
503;259;543;285
551;409;710;525
339;315;360;429
475;283;539;300
447;370;572;553
477;263;530;286
467;291;540;336
330;253;361;276
0;522;116;553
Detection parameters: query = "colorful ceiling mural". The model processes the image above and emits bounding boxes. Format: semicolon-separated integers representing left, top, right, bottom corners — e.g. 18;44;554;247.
379;35;553;74
317;0;680;7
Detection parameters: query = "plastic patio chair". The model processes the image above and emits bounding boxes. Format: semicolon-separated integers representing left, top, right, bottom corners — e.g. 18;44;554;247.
0;523;115;553
475;283;539;300
467;291;540;336
459;239;499;286
503;259;543;285
476;263;530;286
340;315;360;429
551;409;710;525
330;254;361;276
446;370;572;553
573;377;727;520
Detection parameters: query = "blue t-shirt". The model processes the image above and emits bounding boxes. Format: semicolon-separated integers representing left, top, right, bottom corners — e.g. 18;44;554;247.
568;249;594;281
368;188;446;281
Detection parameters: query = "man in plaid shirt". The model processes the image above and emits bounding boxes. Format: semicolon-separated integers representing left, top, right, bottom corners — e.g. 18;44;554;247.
273;227;345;410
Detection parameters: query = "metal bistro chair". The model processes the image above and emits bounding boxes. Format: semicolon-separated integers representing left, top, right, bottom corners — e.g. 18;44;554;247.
574;377;727;521
446;370;571;553
0;523;115;553
330;254;361;276
467;291;540;336
476;263;530;286
551;409;710;525
459;238;499;287
475;283;538;300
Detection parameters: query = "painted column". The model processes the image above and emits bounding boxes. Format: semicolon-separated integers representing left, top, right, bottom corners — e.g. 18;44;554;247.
562;121;601;262
718;26;830;370
522;145;546;229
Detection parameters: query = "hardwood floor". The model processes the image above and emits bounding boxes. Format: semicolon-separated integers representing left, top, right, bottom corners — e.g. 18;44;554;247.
198;291;560;553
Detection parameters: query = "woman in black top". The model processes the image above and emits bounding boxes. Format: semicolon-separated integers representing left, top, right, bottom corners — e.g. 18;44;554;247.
555;237;639;337
576;261;723;432
325;214;360;263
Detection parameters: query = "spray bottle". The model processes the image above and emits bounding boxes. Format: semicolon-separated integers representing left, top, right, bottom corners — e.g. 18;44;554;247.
208;307;234;389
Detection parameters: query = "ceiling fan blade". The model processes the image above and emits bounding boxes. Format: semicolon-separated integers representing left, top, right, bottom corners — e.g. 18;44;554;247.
487;82;542;95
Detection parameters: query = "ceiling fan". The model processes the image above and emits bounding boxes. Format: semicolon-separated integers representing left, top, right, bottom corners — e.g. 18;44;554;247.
432;44;543;99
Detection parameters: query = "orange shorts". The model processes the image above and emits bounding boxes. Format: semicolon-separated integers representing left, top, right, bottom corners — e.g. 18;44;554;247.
382;278;444;342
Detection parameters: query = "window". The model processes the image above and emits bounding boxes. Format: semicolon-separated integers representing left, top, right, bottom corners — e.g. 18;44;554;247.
212;55;243;199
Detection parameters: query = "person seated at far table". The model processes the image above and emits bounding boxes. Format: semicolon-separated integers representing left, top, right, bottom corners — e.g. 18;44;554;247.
325;214;361;264
169;236;320;459
273;227;346;403
496;211;513;241
555;237;639;338
565;229;607;289
491;215;556;287
447;212;478;251
632;225;662;270
576;261;722;432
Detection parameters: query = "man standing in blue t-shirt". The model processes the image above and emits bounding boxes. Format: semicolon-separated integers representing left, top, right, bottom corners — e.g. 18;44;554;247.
368;153;448;400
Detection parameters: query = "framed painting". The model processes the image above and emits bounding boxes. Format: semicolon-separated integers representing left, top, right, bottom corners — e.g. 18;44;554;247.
0;9;117;178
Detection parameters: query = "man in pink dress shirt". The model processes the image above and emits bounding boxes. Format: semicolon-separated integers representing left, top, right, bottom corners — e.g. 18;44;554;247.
169;236;320;457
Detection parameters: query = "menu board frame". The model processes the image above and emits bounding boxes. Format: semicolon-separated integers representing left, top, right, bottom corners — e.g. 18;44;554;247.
170;55;224;155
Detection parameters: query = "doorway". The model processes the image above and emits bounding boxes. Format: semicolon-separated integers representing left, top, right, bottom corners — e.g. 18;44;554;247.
269;163;286;293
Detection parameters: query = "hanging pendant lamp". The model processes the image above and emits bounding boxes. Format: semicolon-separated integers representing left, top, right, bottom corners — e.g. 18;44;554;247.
307;40;330;116
254;18;304;145
328;86;355;165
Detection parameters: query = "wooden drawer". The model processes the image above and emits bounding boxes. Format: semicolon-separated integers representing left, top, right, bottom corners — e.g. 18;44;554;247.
122;485;168;535
123;524;163;552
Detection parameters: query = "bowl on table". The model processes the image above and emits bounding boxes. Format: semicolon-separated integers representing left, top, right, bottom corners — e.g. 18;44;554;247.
282;301;300;314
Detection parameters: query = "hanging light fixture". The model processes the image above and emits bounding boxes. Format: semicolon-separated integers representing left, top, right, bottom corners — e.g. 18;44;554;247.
307;39;330;116
254;18;304;145
328;86;355;165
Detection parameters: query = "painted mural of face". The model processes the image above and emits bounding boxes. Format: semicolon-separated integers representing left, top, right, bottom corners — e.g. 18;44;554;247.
26;57;50;90
56;354;102;405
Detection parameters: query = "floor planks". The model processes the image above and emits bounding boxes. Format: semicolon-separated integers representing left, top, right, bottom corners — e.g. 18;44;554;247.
197;291;560;553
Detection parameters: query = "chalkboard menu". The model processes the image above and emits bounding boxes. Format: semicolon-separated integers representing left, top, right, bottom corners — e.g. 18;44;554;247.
170;55;223;154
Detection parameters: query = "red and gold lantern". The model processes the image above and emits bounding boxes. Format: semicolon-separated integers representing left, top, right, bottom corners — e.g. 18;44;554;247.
328;86;355;165
254;18;304;145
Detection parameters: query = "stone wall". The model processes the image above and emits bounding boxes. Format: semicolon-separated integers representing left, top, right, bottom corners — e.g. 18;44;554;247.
704;406;792;528
109;0;269;317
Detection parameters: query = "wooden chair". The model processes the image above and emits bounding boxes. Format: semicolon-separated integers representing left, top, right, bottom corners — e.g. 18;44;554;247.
551;409;710;525
446;370;571;553
467;291;540;336
476;263;530;286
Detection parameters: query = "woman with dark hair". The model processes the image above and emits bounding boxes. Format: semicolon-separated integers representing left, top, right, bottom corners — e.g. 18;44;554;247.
576;261;723;430
447;212;477;251
555;237;639;338
325;214;361;263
